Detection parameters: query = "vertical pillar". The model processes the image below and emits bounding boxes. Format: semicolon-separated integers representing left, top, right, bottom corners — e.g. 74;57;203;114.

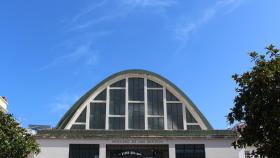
86;104;90;129
144;77;148;130
125;77;129;130
105;87;110;130
169;143;176;158
99;144;106;158
163;87;168;130
182;104;187;130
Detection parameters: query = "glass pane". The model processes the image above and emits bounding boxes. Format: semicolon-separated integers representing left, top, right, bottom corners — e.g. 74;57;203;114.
109;117;125;129
175;145;185;158
245;151;251;158
166;90;179;101
129;78;144;101
185;108;197;123
93;89;106;100
111;79;125;87
167;103;183;129
148;117;164;130
75;108;86;123
90;103;106;129
147;79;162;88
128;103;145;129
69;144;99;158
110;89;125;115
70;124;85;129
148;90;164;115
187;125;202;130
175;144;205;158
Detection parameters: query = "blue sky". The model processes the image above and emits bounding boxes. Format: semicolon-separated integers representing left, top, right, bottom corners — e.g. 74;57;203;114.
1;0;279;129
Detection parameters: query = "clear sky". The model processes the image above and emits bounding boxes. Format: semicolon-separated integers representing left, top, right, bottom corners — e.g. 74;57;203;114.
1;0;279;129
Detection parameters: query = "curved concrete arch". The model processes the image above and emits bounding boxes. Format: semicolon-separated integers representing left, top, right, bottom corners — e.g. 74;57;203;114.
56;69;213;130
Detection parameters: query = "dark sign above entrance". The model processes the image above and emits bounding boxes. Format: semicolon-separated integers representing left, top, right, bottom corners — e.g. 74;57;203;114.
106;144;169;158
111;139;164;144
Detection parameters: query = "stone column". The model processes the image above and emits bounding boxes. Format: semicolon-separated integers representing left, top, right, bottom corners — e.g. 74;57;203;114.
169;143;176;158
99;143;106;158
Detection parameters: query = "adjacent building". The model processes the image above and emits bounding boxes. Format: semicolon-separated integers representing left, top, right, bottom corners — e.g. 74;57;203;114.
33;69;246;158
0;96;8;112
27;124;52;135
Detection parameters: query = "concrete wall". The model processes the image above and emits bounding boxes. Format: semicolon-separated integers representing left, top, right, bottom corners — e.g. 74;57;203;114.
32;138;245;158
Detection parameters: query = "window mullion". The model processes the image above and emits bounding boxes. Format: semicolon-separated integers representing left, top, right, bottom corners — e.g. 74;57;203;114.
125;77;129;130
86;104;90;129
182;104;187;130
144;77;148;130
163;87;168;130
105;87;110;130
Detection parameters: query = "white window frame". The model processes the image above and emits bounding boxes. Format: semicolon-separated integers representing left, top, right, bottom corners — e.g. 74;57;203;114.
65;73;207;130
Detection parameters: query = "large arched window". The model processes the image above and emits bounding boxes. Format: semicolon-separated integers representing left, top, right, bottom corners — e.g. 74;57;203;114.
56;70;212;131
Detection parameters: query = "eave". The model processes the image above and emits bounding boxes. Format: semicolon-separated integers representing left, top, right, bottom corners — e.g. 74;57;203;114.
35;130;236;140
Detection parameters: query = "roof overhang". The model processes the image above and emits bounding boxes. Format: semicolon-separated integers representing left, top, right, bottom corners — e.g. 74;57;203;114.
36;130;236;140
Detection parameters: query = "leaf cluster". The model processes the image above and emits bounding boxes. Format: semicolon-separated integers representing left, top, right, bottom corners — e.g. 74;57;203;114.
227;44;280;158
0;110;40;158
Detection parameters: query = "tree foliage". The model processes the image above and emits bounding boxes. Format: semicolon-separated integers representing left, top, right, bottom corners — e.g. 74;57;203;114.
227;44;280;158
0;110;40;158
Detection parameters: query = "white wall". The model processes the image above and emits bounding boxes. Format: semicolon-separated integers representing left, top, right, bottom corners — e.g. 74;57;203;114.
0;97;7;112
33;138;243;158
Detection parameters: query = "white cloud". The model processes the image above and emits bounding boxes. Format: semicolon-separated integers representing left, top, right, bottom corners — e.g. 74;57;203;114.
175;0;244;41
86;55;99;65
50;92;80;113
72;0;107;23
70;0;176;30
41;42;99;70
73;14;122;30
217;0;243;13
121;0;176;8
42;2;115;71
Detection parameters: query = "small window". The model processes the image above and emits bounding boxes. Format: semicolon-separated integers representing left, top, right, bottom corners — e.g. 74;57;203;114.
90;103;106;129
187;125;201;130
245;151;251;158
110;89;125;115
148;90;164;115
166;90;179;101
129;103;145;129
176;144;205;158
167;103;183;129
147;79;162;88
69;144;99;158
148;117;164;130
70;124;85;130
109;117;125;129
129;78;144;101
111;79;125;87
185;108;197;123
93;89;106;100
75;108;86;123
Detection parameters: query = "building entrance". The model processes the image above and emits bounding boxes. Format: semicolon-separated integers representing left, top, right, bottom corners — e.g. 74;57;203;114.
106;145;169;158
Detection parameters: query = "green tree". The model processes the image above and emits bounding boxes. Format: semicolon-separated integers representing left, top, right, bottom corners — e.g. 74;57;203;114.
227;44;280;158
0;110;40;158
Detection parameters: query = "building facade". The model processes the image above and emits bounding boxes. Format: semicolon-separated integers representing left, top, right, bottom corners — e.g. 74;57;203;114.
0;96;8;112
33;69;245;158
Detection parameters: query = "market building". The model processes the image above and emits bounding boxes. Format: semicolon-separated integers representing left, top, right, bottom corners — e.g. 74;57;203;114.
33;69;246;158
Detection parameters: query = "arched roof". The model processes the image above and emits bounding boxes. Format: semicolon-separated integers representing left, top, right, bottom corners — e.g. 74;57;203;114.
56;69;213;129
